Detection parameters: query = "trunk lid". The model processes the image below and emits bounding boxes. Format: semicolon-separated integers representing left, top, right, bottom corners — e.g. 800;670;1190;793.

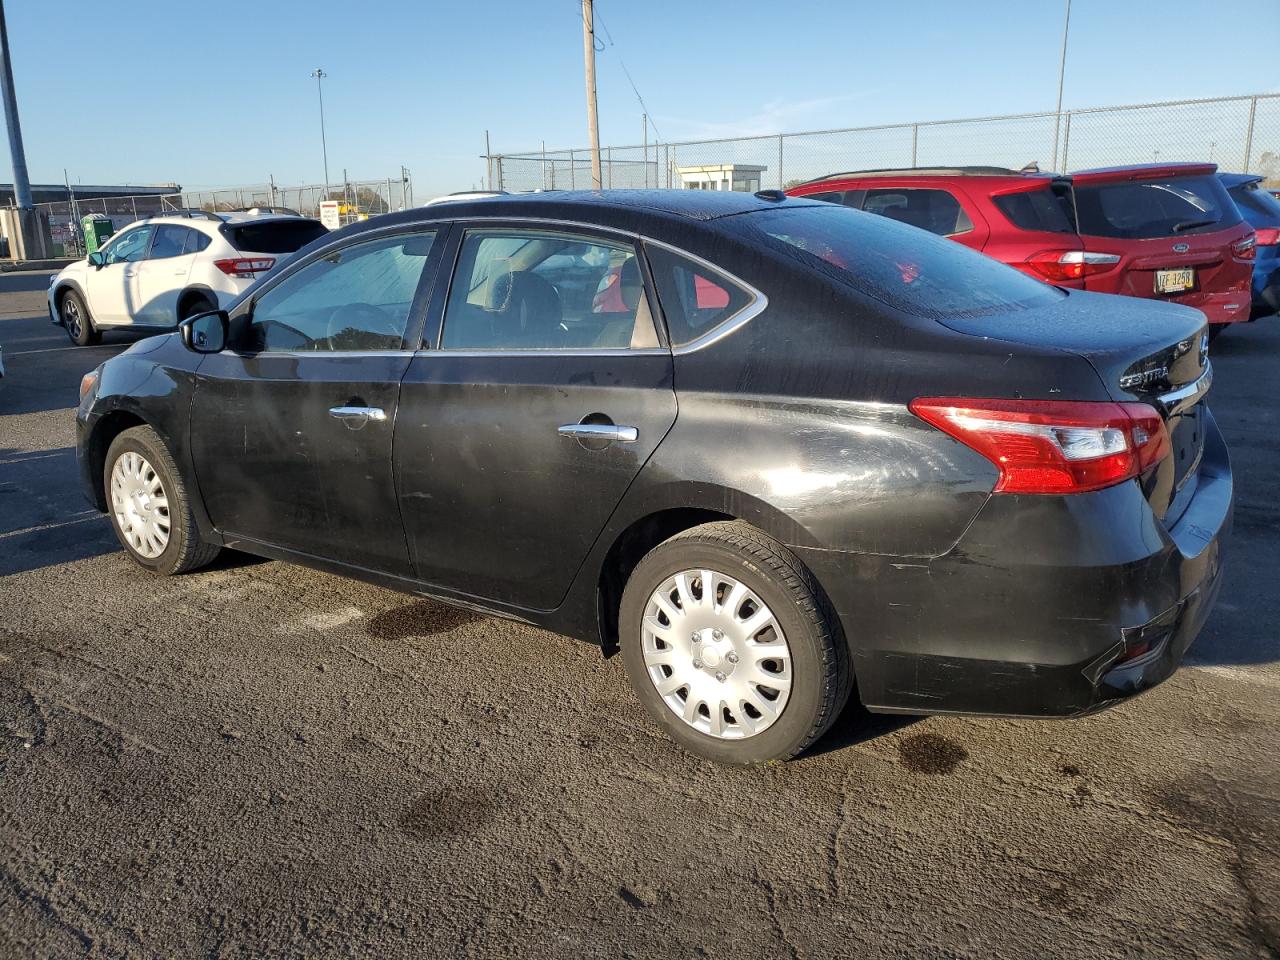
936;289;1211;521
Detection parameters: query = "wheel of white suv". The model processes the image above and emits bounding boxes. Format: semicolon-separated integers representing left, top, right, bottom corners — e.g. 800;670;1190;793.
104;426;220;575
60;289;99;346
619;521;852;764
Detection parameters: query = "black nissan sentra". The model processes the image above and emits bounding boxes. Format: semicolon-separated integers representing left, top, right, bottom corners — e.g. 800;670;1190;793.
76;190;1230;764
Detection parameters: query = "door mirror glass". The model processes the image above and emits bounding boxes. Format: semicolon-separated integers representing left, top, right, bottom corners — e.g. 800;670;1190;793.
87;251;105;267
180;310;228;354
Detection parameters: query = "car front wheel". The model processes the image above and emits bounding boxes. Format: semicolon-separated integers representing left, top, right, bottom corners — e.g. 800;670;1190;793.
619;521;852;764
104;426;220;575
60;290;99;346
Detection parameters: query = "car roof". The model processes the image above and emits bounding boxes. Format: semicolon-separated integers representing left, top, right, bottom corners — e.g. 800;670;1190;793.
1217;172;1264;189
800;166;1041;183
325;190;827;243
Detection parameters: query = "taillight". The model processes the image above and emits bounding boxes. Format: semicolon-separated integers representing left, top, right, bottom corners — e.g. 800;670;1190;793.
1254;227;1280;247
1024;249;1121;282
214;257;275;278
909;397;1171;495
1231;234;1257;260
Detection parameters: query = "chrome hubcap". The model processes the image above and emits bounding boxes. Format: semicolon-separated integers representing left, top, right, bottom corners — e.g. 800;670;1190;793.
109;452;170;559
642;568;792;740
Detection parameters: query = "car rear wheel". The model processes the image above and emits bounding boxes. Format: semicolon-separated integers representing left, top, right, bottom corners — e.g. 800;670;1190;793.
105;426;220;575
60;290;99;346
619;521;852;764
179;294;217;322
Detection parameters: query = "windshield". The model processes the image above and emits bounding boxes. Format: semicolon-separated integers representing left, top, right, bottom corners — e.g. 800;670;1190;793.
744;204;1064;319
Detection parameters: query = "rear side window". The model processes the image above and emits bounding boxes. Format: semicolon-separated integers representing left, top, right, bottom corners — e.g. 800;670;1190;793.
862;188;973;237
1227;182;1280;227
993;186;1075;234
1073;174;1241;240
645;245;753;347
747;205;1062;319
229;219;328;254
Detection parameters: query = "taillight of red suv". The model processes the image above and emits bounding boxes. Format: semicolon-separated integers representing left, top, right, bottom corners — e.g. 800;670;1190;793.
1022;249;1121;283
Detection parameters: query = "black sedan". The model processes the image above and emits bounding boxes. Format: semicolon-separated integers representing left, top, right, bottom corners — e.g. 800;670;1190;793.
75;190;1231;764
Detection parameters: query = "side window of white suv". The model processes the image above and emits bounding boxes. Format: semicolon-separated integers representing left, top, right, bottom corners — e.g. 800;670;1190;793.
103;226;155;265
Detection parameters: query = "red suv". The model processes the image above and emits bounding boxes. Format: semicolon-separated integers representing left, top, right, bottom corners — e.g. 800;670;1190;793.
786;163;1255;331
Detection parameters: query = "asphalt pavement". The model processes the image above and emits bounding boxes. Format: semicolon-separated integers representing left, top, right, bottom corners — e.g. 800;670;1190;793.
2;270;1278;959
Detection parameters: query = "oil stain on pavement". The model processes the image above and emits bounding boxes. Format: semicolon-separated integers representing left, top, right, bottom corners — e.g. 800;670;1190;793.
897;732;969;774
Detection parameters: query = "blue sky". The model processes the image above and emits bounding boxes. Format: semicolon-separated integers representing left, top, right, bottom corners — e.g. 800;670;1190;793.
5;0;1277;197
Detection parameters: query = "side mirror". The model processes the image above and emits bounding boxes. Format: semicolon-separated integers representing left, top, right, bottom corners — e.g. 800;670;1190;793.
87;251;105;268
179;310;229;354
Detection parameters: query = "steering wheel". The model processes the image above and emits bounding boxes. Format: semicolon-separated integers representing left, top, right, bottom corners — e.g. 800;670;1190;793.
324;302;400;350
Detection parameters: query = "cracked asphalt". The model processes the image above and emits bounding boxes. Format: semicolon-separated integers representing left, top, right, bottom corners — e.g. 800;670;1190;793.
1;270;1278;959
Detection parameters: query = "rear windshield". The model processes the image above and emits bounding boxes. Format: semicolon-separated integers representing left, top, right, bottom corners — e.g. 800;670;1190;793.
228;219;328;254
1227;181;1280;227
1072;174;1240;240
746;205;1063;319
993;185;1075;234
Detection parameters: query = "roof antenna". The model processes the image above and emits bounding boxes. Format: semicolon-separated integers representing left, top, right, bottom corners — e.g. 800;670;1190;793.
1019;161;1041;174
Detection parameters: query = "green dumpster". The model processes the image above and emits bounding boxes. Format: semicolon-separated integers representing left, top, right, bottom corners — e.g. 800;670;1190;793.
81;214;115;255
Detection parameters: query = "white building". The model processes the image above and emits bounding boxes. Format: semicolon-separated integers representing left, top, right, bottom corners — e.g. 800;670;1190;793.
676;164;767;192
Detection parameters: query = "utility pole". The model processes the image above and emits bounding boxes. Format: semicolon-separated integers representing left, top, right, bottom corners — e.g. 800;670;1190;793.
643;113;648;188
311;68;330;196
0;0;32;209
581;0;602;189
1049;0;1071;172
484;129;491;191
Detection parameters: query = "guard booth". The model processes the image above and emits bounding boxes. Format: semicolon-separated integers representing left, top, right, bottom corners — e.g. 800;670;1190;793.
677;163;768;192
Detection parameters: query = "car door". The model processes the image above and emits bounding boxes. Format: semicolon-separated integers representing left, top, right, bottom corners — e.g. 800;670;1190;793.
395;223;678;610
84;224;155;325
132;224;205;325
188;226;446;575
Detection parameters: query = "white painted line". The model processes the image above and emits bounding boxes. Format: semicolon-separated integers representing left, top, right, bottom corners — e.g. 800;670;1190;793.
5;344;120;357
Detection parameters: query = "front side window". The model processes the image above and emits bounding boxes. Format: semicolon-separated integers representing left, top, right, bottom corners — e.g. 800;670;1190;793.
863;188;973;237
747;204;1062;319
645;245;752;347
440;230;658;350
103;225;155;264
244;231;437;352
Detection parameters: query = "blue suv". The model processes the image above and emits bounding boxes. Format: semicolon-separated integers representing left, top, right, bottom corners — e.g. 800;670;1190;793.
1220;173;1280;318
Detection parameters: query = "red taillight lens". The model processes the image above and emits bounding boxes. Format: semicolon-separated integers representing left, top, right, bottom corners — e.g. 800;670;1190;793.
1024;249;1121;282
910;398;1171;495
1254;227;1280;247
213;257;275;277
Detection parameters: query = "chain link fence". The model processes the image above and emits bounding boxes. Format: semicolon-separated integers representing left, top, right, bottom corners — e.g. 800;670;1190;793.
31;175;414;257
490;93;1280;194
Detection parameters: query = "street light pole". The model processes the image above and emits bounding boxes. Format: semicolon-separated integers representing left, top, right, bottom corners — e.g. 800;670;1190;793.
1050;0;1071;172
0;0;32;209
311;68;330;197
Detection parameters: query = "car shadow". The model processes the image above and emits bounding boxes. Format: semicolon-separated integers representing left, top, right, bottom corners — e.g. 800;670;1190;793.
0;446;120;576
804;700;920;758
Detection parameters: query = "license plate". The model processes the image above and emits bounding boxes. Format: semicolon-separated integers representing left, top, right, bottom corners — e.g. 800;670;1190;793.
1155;268;1195;294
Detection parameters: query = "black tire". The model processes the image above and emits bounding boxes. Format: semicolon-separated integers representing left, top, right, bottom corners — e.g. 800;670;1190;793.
619;521;852;764
178;294;217;322
104;425;220;575
59;289;99;346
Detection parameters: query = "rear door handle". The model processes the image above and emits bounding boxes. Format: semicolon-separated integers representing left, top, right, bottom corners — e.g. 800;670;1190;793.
558;423;638;443
329;405;387;422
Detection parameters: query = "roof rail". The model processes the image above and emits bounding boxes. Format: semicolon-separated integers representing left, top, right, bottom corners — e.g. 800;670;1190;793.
229;206;302;216
151;208;225;222
800;165;1032;185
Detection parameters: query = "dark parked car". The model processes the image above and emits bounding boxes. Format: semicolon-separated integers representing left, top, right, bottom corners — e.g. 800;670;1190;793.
1219;172;1280;317
76;191;1231;764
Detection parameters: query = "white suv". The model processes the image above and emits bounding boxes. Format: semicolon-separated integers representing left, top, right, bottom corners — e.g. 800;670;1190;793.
49;210;328;345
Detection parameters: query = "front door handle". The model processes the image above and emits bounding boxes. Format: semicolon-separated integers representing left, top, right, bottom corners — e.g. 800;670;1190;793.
329;405;387;422
558;422;638;443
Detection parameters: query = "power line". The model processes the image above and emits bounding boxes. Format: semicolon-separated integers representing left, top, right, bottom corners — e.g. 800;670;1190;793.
578;1;665;142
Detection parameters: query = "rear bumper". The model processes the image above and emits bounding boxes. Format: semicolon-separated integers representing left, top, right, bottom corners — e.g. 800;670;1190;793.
797;406;1232;718
1172;289;1250;325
